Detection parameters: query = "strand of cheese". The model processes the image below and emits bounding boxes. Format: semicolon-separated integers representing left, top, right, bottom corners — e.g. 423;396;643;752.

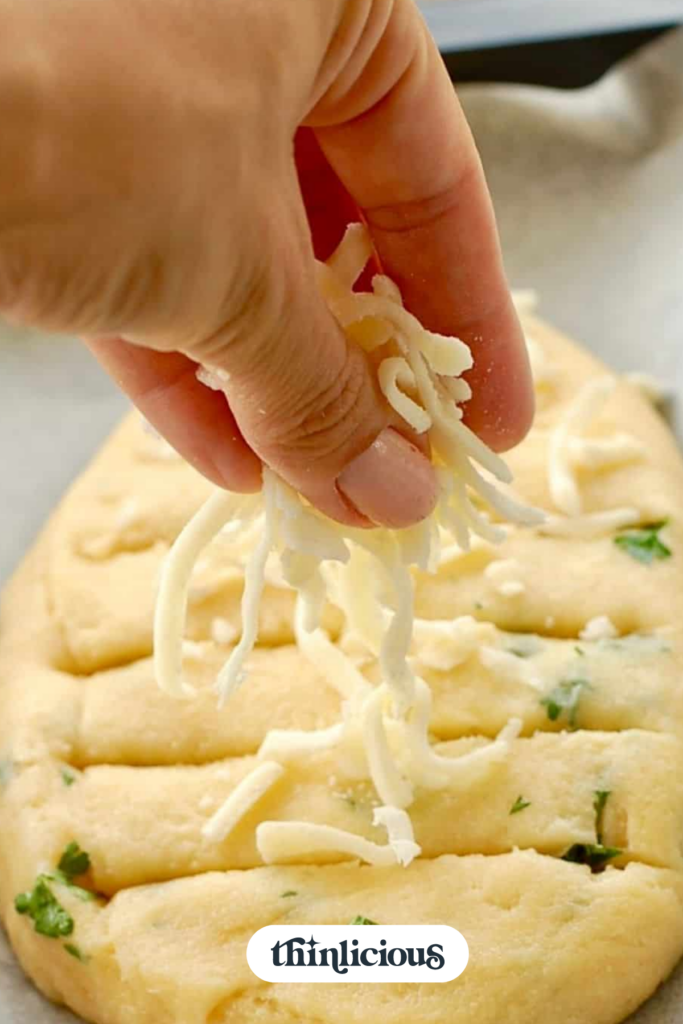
537;506;640;538
202;761;284;842
154;491;259;697
257;816;420;868
404;680;522;790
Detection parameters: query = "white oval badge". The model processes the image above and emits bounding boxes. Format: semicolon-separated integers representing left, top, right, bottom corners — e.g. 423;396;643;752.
247;924;469;983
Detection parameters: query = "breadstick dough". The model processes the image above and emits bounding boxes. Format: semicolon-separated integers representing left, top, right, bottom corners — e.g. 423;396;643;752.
2;314;683;1024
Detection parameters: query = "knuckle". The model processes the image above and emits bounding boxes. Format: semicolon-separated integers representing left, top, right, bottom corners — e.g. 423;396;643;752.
272;348;377;469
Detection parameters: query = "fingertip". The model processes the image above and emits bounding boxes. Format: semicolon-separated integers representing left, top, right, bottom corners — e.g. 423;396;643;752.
336;427;439;528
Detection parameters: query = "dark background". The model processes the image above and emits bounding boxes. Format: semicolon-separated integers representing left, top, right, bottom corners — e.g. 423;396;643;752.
444;25;674;88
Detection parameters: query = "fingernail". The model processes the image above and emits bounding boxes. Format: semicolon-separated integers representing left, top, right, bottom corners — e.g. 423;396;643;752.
336;428;439;528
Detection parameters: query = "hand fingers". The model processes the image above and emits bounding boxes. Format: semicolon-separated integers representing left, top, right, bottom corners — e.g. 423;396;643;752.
84;337;262;493
309;2;534;452
182;180;437;529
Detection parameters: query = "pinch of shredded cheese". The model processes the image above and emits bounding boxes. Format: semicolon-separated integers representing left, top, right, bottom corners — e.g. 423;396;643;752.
154;223;541;867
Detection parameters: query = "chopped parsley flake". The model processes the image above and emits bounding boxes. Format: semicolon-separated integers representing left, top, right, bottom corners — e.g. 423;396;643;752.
15;879;74;938
561;843;621;872
350;916;377;925
510;795;531;815
15;843;97;949
64;943;88;963
593;790;611;845
280;891;298;899
614;522;672;565
574;646;585;657
58;842;91;881
509;648;533;659
541;678;591;729
61;769;77;787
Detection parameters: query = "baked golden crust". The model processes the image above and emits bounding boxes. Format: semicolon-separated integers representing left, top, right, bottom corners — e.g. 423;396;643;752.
3;314;683;1023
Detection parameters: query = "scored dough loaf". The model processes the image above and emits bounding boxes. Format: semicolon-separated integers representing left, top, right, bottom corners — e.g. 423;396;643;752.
2;313;683;1024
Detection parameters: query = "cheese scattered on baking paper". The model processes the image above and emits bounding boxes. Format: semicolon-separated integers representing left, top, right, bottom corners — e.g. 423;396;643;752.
154;224;545;867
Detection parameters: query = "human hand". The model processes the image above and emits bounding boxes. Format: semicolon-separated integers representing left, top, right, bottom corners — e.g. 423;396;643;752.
0;0;533;527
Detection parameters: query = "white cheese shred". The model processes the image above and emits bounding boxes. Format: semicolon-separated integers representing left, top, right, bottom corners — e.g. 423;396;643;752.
202;761;284;843
154;491;257;698
537;506;640;538
257;815;420;869
258;724;346;763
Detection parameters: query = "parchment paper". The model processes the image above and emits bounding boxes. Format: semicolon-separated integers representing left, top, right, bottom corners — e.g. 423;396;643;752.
2;26;683;1024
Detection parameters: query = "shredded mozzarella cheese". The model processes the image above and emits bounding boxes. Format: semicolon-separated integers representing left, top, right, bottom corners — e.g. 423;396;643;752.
411;616;496;672
484;558;526;597
537;507;640;538
154;223;540;865
579;616;619;642
210;617;238;646
257;803;421;869
202;761;284;842
403;680;522;790
258;724;346;762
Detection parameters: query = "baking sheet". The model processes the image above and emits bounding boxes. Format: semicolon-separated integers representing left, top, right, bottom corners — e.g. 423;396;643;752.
2;26;683;1024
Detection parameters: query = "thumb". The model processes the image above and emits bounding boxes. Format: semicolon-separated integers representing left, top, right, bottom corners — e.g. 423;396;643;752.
195;209;438;529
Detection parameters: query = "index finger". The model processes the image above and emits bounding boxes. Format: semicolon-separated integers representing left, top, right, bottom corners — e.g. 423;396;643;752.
308;2;533;451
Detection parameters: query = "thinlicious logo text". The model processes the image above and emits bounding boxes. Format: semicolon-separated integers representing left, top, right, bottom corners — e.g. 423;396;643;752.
247;925;469;983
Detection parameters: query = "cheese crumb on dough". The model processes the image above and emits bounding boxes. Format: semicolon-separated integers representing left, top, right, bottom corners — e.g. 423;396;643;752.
579;616;619;642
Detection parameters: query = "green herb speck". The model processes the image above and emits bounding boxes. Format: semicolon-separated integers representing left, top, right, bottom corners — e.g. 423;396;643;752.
280;891;298;899
64;943;88;963
561;843;621;873
61;769;77;787
593;790;611;845
510;795;531;815
614;522;672;565
541;678;591;729
14;878;74;938
350;916;377;925
57;842;91;881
